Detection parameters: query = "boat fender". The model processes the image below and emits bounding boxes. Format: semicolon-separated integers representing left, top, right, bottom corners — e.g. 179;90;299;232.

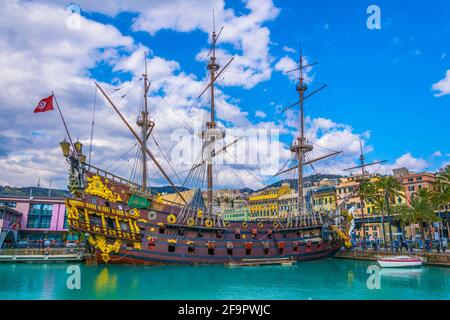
187;217;195;226
205;219;213;228
167;214;177;224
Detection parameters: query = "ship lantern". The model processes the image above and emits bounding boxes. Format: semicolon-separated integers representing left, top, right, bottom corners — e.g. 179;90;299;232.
74;140;83;155
59;138;70;157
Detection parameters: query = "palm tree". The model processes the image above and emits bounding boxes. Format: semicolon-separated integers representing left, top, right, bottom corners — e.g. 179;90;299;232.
397;189;440;251
434;166;450;210
374;176;404;251
355;179;377;248
372;196;387;247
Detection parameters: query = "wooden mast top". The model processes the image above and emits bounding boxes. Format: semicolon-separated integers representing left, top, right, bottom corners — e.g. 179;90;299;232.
140;53;150;191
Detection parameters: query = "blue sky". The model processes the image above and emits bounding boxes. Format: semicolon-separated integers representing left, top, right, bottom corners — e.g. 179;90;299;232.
0;0;449;189
85;0;450;165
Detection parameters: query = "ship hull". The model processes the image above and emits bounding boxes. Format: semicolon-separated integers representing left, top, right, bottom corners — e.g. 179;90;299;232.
66;173;345;265
94;241;342;265
87;214;343;265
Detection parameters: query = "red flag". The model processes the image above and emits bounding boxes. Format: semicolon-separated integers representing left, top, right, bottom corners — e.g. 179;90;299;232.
34;95;54;113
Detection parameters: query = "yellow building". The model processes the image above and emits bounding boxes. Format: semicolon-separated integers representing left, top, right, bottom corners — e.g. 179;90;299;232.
336;176;407;216
312;186;337;212
248;182;292;220
336;175;406;242
336;176;378;217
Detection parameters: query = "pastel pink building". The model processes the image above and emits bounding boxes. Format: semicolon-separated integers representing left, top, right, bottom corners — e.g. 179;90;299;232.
0;196;68;244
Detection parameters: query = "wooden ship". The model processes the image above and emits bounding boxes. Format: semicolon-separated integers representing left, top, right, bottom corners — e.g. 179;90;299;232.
59;23;352;265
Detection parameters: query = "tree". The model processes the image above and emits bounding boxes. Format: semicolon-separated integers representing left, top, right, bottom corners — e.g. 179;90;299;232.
374;176;404;251
397;189;440;251
434;166;450;210
372;196;387;246
355;179;377;248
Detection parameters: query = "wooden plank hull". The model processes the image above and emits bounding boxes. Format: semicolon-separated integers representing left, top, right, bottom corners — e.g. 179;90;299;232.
66;174;345;265
91;237;342;265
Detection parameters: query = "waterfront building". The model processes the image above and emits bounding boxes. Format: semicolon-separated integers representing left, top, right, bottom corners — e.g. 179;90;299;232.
336;176;378;217
222;206;250;221
312;185;337;213
248;182;292;219
0;196;68;243
397;170;436;205
277;191;298;219
0;205;22;248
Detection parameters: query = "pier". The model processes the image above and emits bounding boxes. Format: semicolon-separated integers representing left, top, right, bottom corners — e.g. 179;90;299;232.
335;249;450;267
0;248;85;263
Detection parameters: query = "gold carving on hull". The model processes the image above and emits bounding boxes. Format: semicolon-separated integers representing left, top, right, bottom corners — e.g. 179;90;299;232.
89;235;121;263
85;175;118;203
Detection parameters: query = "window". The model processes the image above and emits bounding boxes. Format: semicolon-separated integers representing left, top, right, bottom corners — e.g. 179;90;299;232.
168;244;176;252
120;220;129;231
106;217;115;229
208;248;215;255
0;202;16;208
27;203;53;229
408;186;415;192
227;248;233;255
63;208;69;229
188;246;195;254
417;176;422;181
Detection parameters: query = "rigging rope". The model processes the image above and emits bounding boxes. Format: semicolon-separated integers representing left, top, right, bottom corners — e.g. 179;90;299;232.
88;86;97;163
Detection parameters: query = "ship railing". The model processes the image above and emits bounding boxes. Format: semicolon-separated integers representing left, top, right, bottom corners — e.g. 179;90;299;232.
84;163;150;194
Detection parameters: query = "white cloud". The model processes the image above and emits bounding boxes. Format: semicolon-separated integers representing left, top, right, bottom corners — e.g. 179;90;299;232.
67;0;280;89
432;70;450;97
432;150;442;157
282;46;296;53
255;110;267;119
392;153;428;171
0;0;290;190
274;55;314;83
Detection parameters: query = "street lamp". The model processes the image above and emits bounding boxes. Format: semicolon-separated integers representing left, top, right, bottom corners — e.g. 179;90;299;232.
59;138;70;157
74;140;83;155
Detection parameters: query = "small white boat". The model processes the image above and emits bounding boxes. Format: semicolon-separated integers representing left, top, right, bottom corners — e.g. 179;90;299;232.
377;255;423;268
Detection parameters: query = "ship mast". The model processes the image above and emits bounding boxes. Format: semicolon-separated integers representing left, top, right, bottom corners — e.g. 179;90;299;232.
344;138;387;248
206;13;220;216
137;53;151;192
291;49;313;224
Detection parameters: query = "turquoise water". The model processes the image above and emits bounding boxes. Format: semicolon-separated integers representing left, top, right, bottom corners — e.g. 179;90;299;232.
0;259;448;300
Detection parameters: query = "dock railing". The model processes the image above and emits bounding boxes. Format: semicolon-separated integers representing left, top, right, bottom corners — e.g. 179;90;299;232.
0;248;86;256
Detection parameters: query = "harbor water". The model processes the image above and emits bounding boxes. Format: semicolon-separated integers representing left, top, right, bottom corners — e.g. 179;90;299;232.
0;259;448;300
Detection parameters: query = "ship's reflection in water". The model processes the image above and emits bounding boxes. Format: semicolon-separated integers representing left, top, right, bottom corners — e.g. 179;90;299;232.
95;267;118;294
0;259;448;299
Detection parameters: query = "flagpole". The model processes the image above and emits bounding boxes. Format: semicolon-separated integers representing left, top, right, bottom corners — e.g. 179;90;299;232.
52;91;78;159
